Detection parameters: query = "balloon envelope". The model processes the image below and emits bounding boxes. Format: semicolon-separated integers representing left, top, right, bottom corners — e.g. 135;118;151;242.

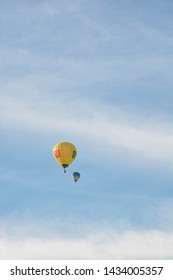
72;172;80;183
53;142;77;172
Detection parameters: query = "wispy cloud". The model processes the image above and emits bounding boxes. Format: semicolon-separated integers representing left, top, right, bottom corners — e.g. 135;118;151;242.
1;95;173;166
0;228;172;259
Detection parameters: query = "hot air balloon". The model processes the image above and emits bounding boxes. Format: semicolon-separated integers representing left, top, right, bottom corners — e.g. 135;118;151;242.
72;172;80;183
53;142;77;173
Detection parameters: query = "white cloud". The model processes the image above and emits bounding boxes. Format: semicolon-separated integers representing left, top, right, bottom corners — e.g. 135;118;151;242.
1;95;173;166
0;229;172;259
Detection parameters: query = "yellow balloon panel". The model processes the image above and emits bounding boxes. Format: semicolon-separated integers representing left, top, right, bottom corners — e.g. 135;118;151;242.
53;142;77;168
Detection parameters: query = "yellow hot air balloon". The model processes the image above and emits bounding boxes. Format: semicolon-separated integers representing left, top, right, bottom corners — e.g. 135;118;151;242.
53;142;77;173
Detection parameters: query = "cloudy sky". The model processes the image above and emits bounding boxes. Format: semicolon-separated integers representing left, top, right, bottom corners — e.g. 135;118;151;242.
1;0;173;259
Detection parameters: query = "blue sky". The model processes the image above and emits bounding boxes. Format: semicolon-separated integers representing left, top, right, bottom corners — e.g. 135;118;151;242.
1;0;173;259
